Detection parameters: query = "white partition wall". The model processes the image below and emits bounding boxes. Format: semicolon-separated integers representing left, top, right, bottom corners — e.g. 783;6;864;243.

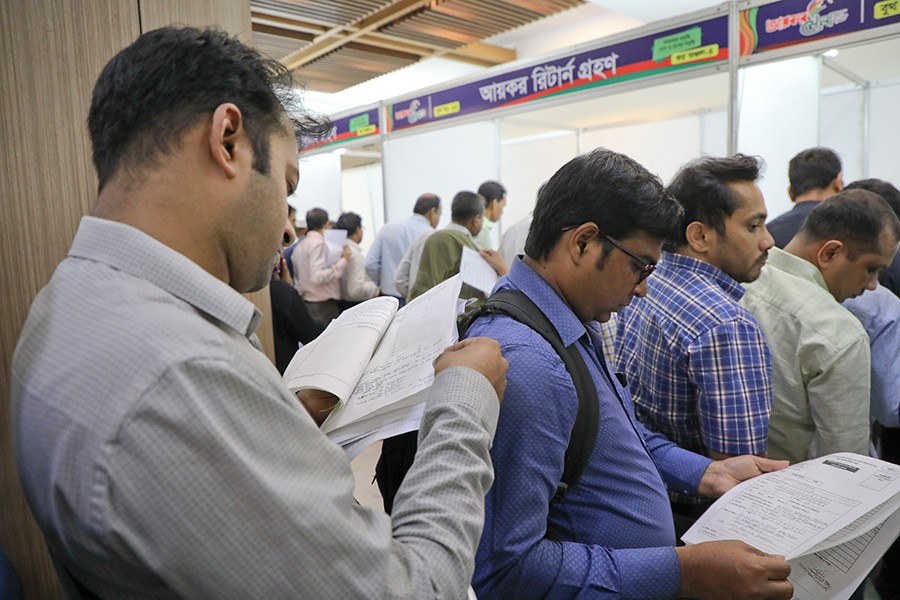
382;120;500;229
342;163;384;252
868;82;900;183
737;56;820;220
293;153;343;220
500;133;578;230
582;113;716;185
819;88;865;184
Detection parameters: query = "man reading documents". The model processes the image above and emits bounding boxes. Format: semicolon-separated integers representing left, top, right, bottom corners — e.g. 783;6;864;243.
11;27;508;599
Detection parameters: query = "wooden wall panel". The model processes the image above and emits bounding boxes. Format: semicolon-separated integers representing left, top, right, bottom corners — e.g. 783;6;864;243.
0;2;255;598
0;4;141;598
140;0;253;40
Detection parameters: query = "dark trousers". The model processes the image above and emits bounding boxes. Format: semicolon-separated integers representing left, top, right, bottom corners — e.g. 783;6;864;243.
375;431;418;514
304;299;341;326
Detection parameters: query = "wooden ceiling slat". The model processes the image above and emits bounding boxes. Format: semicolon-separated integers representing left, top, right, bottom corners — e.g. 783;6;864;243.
250;0;584;93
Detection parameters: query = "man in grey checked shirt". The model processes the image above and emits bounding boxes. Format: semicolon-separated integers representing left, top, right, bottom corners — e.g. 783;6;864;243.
11;27;507;599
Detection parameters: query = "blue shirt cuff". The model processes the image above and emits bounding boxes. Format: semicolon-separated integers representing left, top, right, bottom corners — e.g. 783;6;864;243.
616;546;681;599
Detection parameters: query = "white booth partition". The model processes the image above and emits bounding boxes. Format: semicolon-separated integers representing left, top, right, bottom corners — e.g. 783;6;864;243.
341;163;384;252
499;131;578;228
292;153;343;222
736;55;821;219
382;120;500;230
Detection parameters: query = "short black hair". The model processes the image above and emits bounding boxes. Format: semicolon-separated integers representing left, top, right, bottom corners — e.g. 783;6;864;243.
88;26;330;191
451;191;485;221
478;180;507;205
335;212;363;236
666;154;763;249
800;189;900;257
788;147;842;197
525;148;682;261
306;208;329;231
844;179;900;220
413;193;441;215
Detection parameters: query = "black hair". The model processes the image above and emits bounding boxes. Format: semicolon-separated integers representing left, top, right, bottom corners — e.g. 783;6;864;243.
88;26;330;191
335;212;363;236
666;154;763;249
413;193;441;215
788;147;842;197
451;191;485;221
844;179;900;220
306;208;329;231
524;148;683;261
477;180;507;205
800;189;900;257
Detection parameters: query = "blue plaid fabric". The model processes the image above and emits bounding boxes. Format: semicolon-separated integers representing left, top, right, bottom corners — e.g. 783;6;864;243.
616;252;773;463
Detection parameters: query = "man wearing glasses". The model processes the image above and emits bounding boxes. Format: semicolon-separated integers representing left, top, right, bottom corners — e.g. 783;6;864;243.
467;148;793;600
616;155;775;536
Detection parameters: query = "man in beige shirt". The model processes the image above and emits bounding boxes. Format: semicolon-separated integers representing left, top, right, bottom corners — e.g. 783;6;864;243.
741;189;900;463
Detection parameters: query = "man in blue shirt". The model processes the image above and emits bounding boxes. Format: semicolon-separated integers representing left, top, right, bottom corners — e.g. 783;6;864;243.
365;193;441;303
840;178;900;599
616;155;775;532
468;148;793;600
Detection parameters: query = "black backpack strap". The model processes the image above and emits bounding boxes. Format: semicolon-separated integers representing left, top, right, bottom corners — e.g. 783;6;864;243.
459;289;599;501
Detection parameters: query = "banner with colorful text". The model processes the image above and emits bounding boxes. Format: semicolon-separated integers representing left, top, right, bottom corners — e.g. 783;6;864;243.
739;0;900;56
305;107;380;151
386;15;729;132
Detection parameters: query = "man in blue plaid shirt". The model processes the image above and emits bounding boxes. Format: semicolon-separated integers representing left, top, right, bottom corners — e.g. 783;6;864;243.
616;154;775;535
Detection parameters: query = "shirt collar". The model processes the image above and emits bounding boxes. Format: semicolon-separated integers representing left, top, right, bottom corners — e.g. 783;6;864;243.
446;222;475;242
411;213;431;226
767;246;829;291
69;216;261;338
659;251;745;301
502;258;591;347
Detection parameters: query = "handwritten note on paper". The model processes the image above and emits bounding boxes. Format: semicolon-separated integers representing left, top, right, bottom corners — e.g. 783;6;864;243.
460;246;498;296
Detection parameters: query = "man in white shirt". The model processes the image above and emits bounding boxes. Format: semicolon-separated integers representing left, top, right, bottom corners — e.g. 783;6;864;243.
335;211;379;307
365;193;440;304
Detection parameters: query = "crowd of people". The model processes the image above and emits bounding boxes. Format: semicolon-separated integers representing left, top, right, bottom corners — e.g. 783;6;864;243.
9;25;900;600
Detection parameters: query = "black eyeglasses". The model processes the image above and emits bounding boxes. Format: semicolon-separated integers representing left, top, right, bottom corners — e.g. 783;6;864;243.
598;230;656;283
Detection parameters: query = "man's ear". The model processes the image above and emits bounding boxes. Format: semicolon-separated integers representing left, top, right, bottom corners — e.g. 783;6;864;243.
209;103;244;179
814;239;844;270
684;221;710;254
788;185;797;201
567;222;599;261
832;172;844;193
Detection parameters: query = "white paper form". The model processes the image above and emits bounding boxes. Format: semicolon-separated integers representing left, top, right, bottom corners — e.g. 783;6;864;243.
683;453;900;560
789;509;900;600
321;275;462;435
460;246;499;296
282;296;398;402
323;228;348;266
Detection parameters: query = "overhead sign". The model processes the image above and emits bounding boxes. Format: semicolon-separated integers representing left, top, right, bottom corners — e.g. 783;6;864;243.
386;15;728;132
740;0;900;55
305;107;380;151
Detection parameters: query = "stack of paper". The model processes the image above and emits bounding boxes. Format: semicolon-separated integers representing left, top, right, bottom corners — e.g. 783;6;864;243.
683;453;900;600
283;275;463;458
